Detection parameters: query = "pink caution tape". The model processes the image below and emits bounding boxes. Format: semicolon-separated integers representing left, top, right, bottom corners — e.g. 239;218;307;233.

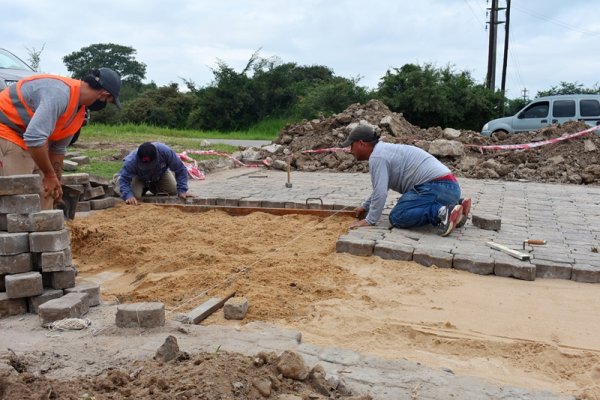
178;150;269;180
466;124;600;151
302;147;350;154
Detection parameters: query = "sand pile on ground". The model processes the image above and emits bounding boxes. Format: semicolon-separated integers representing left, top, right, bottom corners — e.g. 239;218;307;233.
262;99;600;185
64;205;600;399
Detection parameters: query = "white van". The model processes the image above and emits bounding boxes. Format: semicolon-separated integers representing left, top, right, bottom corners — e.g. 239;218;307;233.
481;94;600;136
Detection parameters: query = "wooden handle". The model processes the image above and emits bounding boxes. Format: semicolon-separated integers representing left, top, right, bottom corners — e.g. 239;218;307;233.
526;239;546;245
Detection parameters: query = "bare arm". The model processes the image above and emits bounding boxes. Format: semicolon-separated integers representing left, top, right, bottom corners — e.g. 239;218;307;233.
29;145;62;200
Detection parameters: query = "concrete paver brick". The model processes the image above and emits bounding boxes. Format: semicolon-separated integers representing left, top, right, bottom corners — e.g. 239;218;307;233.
223;297;249;320
0;253;32;274
535;260;573;280
81;186;105;201
28;289;64;314
472;214;502;231
494;257;536;281
453;254;495;275
413;249;453;268
0;174;41;196
5;271;43;299
335;236;375;256
47;266;77;290
0;232;29;255
0;292;27;318
60;173;90;185
0;194;41;214
29;229;70;252
571;264;600;283
38;292;89;325
76;201;91;212
6;210;64;232
34;248;72;272
0;214;6;230
65;283;101;306
373;240;414;261
116;302;165;328
90;197;116;210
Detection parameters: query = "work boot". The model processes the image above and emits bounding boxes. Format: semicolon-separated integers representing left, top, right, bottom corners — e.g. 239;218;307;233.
438;204;463;237
456;197;472;228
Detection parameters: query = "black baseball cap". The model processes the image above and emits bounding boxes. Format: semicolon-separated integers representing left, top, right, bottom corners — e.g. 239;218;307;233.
340;125;379;147
137;142;158;171
96;67;122;108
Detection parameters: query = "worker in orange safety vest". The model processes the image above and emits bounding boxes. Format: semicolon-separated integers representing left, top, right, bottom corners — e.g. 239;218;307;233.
0;68;121;209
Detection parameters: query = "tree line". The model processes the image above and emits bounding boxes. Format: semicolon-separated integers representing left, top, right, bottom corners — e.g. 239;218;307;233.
53;43;600;132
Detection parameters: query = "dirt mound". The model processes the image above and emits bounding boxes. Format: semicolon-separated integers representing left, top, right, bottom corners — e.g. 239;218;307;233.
263;99;600;185
0;348;368;399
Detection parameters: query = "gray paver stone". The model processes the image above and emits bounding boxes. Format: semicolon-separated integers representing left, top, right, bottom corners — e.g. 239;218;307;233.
29;229;70;252
0;194;41;214
38;292;89;325
81;186;105;201
5;271;43;299
0;232;29;255
7;210;64;233
319;347;361;366
90;197;116;210
494;257;536;281
413;249;453;268
571;264;600;283
471;214;501;231
223;297;249;320
0;174;42;196
48;266;77;290
116;302;165;328
0;214;6;230
0;292;27;318
373;240;414;261
335;236;375;256
76;201;91;212
28;289;64;314
0;253;32;274
534;260;572;280
453;254;495;275
65;283;101;306
34;248;73;272
61;173;90;185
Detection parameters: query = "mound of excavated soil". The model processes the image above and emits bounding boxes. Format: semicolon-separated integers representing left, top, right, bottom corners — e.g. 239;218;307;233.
262;100;600;185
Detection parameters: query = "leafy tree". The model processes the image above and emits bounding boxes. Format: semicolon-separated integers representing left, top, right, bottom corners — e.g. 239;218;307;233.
63;43;146;85
119;84;195;128
25;44;45;72
292;77;370;119
537;81;599;97
376;63;502;130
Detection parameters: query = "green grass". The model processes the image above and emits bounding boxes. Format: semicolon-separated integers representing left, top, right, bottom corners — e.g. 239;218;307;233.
70;119;292;179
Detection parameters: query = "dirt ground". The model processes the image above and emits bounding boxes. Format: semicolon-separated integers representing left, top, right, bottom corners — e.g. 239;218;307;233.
12;204;586;400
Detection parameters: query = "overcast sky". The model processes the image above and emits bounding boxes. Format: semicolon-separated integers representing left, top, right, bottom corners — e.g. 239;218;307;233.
3;0;599;100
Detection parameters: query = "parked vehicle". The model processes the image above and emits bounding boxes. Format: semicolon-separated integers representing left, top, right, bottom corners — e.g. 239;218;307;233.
0;48;37;89
481;94;600;136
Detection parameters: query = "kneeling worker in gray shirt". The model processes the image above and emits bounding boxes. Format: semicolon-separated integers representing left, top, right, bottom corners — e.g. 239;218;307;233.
342;125;470;237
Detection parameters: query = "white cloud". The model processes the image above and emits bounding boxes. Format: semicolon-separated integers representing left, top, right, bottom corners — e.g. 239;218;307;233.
2;0;599;98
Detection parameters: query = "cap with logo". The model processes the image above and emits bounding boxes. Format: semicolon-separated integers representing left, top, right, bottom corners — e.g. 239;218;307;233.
136;142;158;171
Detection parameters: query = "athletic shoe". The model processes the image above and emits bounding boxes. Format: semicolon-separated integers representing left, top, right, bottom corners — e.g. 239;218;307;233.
456;197;472;228
438;204;463;237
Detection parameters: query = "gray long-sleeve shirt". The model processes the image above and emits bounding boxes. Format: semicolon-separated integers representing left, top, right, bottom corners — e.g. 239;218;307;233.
17;78;73;153
363;142;451;225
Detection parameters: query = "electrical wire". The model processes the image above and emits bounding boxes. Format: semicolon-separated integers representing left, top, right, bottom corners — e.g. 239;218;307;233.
513;4;600;36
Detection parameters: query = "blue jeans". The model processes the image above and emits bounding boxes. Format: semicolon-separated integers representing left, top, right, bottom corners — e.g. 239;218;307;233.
388;181;461;228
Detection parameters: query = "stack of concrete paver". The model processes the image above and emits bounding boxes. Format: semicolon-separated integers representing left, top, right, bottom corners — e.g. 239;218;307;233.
61;173;116;213
0;174;100;325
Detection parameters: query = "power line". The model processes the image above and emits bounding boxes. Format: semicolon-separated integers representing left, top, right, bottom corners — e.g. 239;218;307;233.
462;0;486;29
513;4;600;36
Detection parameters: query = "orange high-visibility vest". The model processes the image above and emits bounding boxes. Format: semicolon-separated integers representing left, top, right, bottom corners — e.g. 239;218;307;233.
0;74;86;150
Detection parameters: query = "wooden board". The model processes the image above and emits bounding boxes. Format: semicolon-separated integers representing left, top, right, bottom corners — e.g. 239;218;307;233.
157;204;356;218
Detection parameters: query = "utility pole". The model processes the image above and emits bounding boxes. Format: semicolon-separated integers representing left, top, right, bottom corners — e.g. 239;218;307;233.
500;0;511;95
485;0;499;91
522;88;529;102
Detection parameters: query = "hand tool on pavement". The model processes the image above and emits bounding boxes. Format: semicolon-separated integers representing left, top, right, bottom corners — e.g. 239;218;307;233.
523;239;546;250
55;185;83;220
486;241;531;261
285;156;293;188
